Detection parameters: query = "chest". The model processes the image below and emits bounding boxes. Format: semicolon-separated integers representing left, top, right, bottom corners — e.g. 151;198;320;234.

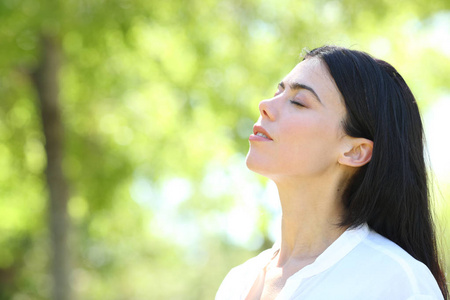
259;268;287;300
246;259;315;300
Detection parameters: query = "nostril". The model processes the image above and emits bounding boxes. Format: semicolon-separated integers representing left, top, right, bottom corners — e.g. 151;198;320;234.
259;100;269;116
258;99;275;120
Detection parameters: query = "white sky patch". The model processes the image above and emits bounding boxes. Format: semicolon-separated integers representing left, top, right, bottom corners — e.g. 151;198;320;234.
425;12;450;57
130;177;158;209
130;176;192;209
225;204;260;247
424;95;450;182
131;175;199;248
200;164;232;198
160;177;193;207
199;154;280;250
149;179;199;249
369;37;392;58
403;12;450;57
323;1;343;24
217;154;267;250
263;181;282;243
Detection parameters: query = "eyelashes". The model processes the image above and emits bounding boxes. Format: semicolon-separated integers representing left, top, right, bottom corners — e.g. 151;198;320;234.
290;100;305;108
273;89;307;108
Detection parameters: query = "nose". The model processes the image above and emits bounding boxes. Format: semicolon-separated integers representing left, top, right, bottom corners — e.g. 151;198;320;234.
259;98;276;120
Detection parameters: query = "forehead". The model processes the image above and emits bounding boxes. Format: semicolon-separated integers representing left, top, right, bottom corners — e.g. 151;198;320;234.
283;58;343;105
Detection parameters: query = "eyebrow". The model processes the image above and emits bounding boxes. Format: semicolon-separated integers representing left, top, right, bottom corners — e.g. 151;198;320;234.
279;81;323;104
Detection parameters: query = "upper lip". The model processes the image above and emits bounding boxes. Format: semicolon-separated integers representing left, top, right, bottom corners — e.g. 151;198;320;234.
253;125;273;140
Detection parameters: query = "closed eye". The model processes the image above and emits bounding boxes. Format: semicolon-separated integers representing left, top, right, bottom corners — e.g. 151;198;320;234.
290;100;305;107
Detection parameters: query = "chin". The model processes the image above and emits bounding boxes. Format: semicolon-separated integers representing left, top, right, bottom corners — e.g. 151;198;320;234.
245;152;273;177
245;151;260;172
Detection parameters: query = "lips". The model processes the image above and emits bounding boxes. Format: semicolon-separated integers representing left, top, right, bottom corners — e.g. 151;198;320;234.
251;125;273;141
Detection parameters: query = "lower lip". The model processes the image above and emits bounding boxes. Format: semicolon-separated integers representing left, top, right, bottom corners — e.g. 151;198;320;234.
249;134;272;141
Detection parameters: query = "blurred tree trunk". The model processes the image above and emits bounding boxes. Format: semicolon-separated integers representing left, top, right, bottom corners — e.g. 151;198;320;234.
32;35;71;300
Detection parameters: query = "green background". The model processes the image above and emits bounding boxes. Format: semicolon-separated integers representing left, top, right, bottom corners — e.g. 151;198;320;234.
0;0;449;299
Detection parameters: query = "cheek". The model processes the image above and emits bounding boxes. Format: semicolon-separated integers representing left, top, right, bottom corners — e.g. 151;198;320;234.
281;116;338;146
281;117;343;164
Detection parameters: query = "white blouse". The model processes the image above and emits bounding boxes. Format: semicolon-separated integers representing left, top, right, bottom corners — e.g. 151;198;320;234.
216;224;444;300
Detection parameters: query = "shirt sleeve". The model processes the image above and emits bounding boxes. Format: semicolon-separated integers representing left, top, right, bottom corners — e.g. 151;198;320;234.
215;266;241;300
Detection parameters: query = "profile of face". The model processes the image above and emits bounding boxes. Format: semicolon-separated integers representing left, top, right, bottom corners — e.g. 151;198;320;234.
246;58;354;182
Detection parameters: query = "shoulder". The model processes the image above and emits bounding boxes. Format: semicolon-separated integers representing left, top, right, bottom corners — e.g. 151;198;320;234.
360;230;432;278
215;248;274;300
348;228;443;299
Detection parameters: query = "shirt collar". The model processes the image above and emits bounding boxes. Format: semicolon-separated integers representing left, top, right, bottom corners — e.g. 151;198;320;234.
276;223;370;298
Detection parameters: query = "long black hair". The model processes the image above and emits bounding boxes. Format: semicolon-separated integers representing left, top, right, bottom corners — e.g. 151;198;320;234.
305;46;448;298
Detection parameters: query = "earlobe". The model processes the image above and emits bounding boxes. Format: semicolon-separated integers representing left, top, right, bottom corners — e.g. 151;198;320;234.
338;138;373;168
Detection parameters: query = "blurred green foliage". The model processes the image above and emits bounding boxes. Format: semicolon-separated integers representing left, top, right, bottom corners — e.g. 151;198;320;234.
0;0;449;299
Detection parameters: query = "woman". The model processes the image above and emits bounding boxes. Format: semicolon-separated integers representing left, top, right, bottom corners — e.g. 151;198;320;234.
216;46;448;299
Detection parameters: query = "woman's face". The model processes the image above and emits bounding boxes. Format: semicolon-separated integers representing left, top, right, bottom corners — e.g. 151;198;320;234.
246;58;348;181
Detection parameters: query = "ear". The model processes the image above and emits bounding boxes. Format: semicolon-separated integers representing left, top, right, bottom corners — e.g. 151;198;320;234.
338;138;373;168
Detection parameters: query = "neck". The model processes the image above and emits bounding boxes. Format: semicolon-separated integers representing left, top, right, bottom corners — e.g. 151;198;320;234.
273;175;348;267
